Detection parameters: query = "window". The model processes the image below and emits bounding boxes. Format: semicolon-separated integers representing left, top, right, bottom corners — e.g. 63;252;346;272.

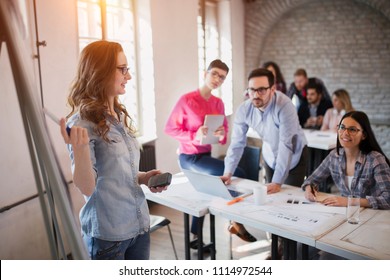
198;0;233;115
77;0;156;141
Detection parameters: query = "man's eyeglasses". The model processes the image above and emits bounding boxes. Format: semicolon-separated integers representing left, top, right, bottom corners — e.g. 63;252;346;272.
337;124;362;135
246;86;271;96
117;66;130;75
208;71;226;81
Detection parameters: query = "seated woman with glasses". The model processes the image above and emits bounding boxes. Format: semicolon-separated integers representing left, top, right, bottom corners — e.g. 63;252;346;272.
321;89;354;132
302;111;390;209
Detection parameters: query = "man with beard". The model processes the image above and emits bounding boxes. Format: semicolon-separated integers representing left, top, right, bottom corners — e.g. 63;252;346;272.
298;80;333;129
287;68;330;111
222;68;308;194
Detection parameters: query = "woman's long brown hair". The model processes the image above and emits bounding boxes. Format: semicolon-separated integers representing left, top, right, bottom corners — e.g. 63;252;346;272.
67;41;135;141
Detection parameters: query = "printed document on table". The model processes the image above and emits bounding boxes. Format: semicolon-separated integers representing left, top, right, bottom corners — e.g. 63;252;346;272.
269;192;347;215
245;206;345;235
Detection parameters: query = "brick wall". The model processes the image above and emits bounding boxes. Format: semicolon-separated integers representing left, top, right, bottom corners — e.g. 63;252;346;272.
245;0;390;157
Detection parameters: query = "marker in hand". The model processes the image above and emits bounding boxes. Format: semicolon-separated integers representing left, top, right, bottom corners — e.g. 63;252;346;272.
43;108;71;136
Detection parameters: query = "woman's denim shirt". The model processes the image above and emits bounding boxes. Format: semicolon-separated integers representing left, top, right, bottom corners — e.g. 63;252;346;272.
67;113;149;241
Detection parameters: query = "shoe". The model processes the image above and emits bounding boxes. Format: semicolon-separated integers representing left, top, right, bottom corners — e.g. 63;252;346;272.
228;225;257;242
190;239;204;250
189;239;211;253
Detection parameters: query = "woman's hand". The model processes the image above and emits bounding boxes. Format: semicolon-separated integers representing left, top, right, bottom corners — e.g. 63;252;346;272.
304;185;318;202
321;196;348;207
60;118;89;148
195;125;208;141
139;170;169;193
214;125;225;141
60;118;95;196
139;169;160;185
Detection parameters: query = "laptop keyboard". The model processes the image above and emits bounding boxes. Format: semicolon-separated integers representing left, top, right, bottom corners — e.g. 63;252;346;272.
228;189;245;197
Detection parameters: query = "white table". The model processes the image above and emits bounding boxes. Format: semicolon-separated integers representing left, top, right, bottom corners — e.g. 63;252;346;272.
142;173;215;260
247;128;337;151
303;129;337;150
316;209;390;259
147;173;382;260
208;185;346;259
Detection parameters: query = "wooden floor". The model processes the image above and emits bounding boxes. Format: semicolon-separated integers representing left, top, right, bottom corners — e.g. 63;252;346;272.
148;202;272;260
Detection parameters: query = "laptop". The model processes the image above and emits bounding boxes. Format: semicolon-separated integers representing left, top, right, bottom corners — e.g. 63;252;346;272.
182;168;253;200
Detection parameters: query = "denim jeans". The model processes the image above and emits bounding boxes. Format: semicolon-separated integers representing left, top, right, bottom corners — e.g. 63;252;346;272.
179;153;246;235
83;232;150;260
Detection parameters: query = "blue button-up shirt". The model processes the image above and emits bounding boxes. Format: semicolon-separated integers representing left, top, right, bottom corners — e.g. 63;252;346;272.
67;113;149;241
302;148;390;209
224;91;307;184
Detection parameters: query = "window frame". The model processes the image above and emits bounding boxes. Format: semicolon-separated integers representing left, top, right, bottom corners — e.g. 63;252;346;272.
76;0;156;141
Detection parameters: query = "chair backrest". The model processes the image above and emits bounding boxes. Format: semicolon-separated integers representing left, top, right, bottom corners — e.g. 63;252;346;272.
150;215;170;233
238;145;261;181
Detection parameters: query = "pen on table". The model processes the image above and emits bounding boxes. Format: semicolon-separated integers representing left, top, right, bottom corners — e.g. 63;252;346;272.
227;193;253;205
43;108;71;136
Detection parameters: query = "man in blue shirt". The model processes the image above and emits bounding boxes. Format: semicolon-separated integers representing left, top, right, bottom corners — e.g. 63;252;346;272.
223;68;308;193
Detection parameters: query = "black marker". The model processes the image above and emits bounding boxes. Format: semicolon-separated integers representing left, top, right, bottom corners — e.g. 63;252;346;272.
43;108;71;136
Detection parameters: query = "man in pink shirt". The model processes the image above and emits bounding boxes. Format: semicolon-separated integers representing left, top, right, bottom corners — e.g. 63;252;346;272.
165;60;255;249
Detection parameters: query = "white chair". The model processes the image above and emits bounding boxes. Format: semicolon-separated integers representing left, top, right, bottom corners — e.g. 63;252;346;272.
150;215;178;259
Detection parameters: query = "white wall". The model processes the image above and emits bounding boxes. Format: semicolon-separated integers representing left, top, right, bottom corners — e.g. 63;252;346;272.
216;0;246;156
152;0;246;172
150;0;200;174
0;0;84;259
230;0;246;112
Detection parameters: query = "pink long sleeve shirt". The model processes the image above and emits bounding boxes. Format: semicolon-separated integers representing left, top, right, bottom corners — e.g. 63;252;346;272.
164;89;228;155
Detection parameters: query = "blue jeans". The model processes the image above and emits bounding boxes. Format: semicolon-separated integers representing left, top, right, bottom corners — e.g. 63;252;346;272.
179;153;246;235
83;232;150;260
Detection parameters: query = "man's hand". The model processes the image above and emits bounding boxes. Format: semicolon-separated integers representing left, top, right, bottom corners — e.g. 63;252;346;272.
304;117;317;128
266;182;281;194
221;173;232;185
316;115;324;127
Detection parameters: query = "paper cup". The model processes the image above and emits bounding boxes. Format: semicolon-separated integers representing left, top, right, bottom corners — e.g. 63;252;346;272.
253;185;267;205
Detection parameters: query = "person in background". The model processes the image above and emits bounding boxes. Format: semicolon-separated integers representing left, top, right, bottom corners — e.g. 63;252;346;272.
287;68;331;111
303;111;390;209
60;41;169;260
298;79;333;129
262;61;287;94
164;59;255;247
321;89;354;132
